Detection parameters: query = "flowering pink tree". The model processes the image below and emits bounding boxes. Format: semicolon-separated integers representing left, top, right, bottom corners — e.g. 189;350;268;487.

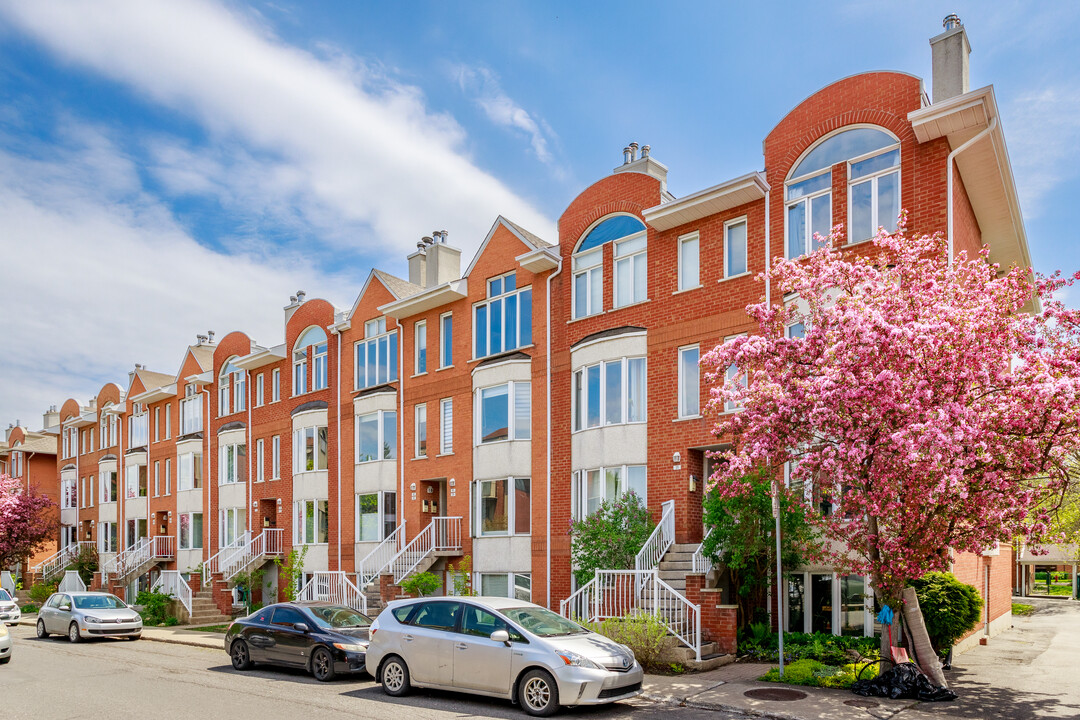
702;219;1080;609
0;473;59;570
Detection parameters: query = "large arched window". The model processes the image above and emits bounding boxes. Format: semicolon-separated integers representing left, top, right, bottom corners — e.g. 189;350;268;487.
219;357;245;416
572;215;648;319
293;326;328;395
785;126;900;258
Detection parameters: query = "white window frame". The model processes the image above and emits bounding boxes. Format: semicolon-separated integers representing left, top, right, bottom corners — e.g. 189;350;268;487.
355;320;398;389
784;169;832;259
472;476;531;537
164;458;171;495
570;465;647;520
154;407;161;443
354;410;397;463
677;345;701;419
847;146;901;245
572;247;603;319
723;216;749;279
178;452;202;492
293;499;329;545
154;461;160;497
475;381;530;445
272;435;281;479
354;490;397;543
572;356;647;431
313;341;329;391
476;572;532;601
440;398;453;455
415;404;427;458
440;312;453;369
613;232;647;308
293;425;329;473
219;442;246;485
256;373;264;406
179;512;203;550
415;320;427;375
272;368;281;402
677;231;700;291
472;272;533;359
723;334;748;413
256;439;265;482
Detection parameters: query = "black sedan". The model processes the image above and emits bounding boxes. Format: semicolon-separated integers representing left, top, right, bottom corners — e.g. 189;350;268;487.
224;602;372;681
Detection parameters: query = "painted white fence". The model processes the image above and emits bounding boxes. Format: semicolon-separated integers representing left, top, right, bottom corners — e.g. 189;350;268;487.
58;570;86;593
357;523;405;588
151;570;192;615
297;571;367;614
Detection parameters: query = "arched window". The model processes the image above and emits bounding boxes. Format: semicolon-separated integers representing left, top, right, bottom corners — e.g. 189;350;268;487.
219;357;245;416
294;326;328;395
573;215;648;319
785;126;900;258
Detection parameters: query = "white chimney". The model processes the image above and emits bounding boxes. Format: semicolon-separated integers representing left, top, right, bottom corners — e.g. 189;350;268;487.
425;231;461;288
930;14;971;103
408;240;428;287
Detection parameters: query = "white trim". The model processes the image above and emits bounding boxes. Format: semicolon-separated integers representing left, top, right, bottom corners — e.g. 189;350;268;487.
723;216;749;279
677;230;700;291
677;344;701;419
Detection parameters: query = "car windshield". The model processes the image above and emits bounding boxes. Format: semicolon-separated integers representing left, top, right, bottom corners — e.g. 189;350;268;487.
0;590;11;601
73;595;127;610
501;606;589;637
306;605;371;630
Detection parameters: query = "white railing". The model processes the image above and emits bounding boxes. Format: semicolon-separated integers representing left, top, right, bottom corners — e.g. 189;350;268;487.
203;532;250;584
222;529;283;582
357;523;405;588
635;500;676;574
59;570;87;593
105;535;174;584
691;528;714;574
391;517;462;583
151;570;192;614
0;571;15;595
34;542;94;581
558;569;702;662
298;571;368;614
180;397;203;435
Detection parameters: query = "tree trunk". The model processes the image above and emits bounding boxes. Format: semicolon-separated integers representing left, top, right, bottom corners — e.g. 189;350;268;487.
901;586;948;687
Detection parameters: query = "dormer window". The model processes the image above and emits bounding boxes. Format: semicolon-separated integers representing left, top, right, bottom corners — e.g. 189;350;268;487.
573;215;647;318
293;326;328;395
785;126;899;257
473;271;532;359
356;317;398;389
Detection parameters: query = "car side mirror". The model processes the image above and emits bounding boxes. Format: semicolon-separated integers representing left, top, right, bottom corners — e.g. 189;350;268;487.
490;629;510;646
60;605;71;612
294;623;310;633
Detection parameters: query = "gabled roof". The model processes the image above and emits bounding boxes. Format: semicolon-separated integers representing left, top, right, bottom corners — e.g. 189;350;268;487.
346;269;424;321
134;369;175;392
464;216;551;278
12;435;57;456
188;344;215;373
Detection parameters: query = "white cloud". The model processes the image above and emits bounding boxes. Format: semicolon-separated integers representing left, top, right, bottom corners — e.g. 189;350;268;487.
1004;84;1080;219
0;123;355;426
451;64;563;173
0;0;556;265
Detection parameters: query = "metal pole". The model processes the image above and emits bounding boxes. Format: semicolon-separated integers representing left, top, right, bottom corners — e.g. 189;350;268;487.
772;475;784;677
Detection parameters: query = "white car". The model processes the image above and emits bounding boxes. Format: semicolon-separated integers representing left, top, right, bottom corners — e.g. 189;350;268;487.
0;622;11;664
366;596;643;716
0;590;20;627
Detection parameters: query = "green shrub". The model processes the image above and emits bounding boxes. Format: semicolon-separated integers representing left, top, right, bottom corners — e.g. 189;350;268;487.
163;616;179;627
400;572;441;597
909;571;983;654
569;492;654;586
28;581;57;604
586;612;670;673
135;589;174;626
760;659;865;689
738;628;877;664
20;603;39;614
71;545;99;586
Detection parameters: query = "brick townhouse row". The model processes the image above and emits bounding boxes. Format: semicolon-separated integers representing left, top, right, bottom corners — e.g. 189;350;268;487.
3;18;1025;653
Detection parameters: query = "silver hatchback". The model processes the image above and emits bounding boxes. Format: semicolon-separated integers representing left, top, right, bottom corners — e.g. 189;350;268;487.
36;592;143;642
366;596;643;716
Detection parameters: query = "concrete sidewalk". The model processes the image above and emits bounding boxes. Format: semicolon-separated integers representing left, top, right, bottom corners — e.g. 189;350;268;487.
18;613;228;650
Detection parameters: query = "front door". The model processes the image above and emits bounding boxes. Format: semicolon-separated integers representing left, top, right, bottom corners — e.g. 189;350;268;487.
406;601;460;685
453;604;514;693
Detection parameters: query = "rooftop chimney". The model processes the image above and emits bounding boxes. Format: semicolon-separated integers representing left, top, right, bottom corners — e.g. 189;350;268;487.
622;146;632;164
296;290;306;302
207;330;215;343
930;14;971;103
42;406;60;431
196;334;208;346
408;239;428;287
425;230;461;288
629;142;639;161
613;141;668;193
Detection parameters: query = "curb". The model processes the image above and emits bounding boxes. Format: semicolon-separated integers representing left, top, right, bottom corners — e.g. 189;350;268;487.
641;692;791;720
141;633;224;650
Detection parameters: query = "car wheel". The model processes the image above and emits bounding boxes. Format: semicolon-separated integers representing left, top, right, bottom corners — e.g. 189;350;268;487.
128;634;141;641
68;622;81;644
519;668;560;717
0;657;9;664
231;639;254;670
36;620;48;639
311;647;336;682
380;655;411;697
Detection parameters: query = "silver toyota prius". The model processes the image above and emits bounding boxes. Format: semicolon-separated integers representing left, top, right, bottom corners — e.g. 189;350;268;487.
366;596;643;716
36;591;143;642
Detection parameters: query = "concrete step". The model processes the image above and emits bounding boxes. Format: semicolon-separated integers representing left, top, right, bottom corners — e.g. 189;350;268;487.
658;561;692;572
662;552;695;562
668;544;700;553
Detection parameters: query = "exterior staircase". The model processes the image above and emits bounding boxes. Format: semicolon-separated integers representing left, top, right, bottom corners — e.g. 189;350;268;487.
187;586;233;625
33;542;94;583
104;536;175;587
355;517;462;613
657;544;698;593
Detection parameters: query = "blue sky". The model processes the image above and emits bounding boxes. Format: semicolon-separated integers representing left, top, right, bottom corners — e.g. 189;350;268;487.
1;0;1078;428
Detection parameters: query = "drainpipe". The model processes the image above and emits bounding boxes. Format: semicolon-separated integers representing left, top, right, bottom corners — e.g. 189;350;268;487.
202;386;212;561
764;188;771;306
546;255;564;610
947;116;997;269
398;322;405;536
247;375;253;535
329;323;342;571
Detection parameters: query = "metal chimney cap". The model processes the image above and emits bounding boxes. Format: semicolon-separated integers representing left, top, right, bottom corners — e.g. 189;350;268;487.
416;241;426;251
422;236;434;245
439;230;448;243
943;14;961;30
289;295;297;303
641;144;651;158
296;290;306;300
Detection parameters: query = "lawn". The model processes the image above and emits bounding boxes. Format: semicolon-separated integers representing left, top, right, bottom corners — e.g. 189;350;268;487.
1012;603;1035;616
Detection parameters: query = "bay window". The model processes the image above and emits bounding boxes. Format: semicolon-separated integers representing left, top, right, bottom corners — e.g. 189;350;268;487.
125;463;147;499
219;507;246;547
179;512;203;550
100;470;117;503
293;425;328;472
571;465;647;519
129;406;148;448
356;491;397;542
181;391;202;435
356;318;398;389
473;477;530;536
98;522;117;554
474;272;532;359
178;452;203;491
573;356;646;430
613;234;647;307
355;410;396;462
478;573;532;601
294;499;329;545
219;442;247;484
476;381;530;444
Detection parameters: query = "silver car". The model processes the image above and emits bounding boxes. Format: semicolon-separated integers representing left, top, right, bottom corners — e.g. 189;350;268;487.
366;596;643;716
0;589;20;626
36;592;143;642
0;621;11;664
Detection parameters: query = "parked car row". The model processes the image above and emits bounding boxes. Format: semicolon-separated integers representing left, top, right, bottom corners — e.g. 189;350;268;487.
36;591;143;642
224;596;643;717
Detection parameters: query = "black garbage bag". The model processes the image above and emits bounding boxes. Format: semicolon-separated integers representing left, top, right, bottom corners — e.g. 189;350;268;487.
851;662;958;702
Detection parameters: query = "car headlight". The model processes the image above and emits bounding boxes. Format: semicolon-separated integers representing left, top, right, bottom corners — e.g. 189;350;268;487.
0;624;8;637
130;616;142;623
333;642;368;653
84;616;103;624
556;649;603;670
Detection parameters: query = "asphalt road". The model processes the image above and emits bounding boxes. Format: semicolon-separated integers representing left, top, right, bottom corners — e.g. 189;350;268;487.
0;623;747;720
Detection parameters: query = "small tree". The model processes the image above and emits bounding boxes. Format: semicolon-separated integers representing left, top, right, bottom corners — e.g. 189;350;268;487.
701;468;818;627
71;544;99;586
273;545;309;602
400;571;442;597
908;572;983;656
0;474;59;570
569;491;655;586
449;555;477;596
